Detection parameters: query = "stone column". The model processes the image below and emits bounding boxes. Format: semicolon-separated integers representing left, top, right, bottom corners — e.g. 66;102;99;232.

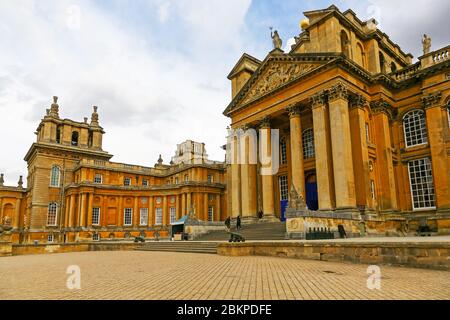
328;82;357;211
423;93;450;211
349;95;373;212
203;193;209;221
68;195;75;228
162;196;168;226
118;196;123;227
240;126;258;222
149;196;154;226
79;193;87;227
216;194;221;222
176;194;181;219
181;193;186;216
311;92;335;211
133;196;139;228
13;198;21;229
259;117;276;220
186;193;192;213
231;133;242;218
87;193;93;227
287;105;306;198
371;100;398;211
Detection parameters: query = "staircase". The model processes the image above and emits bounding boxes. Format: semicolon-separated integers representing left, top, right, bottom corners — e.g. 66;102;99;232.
194;222;287;241
135;241;219;254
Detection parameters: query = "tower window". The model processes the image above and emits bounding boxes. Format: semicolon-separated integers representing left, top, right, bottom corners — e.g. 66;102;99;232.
56;127;61;144
403;110;428;148
408;158;436;210
71;131;79;146
50;166;61;187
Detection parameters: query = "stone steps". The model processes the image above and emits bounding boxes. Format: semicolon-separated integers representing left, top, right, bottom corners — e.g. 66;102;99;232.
136;242;219;254
194;222;287;241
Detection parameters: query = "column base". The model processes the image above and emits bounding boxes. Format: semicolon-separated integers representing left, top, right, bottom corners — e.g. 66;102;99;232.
260;214;280;223
242;216;259;224
334;207;361;220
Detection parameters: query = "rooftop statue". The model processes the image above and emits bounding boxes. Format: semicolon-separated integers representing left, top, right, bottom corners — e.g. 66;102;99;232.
422;34;432;55
270;27;282;50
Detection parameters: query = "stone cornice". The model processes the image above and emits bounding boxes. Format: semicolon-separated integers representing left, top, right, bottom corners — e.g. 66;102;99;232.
422;92;442;109
24;142;112;162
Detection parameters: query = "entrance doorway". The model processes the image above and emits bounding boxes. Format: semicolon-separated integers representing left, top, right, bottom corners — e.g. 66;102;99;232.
306;174;319;211
279;175;288;221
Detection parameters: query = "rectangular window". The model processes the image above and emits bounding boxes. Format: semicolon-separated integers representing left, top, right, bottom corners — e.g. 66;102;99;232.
47;234;54;243
208;206;214;222
155;208;163;225
142;179;148;186
124;208;133;226
140;208;149;226
124;177;132;186
408;158;436;210
92;208;101;226
207;175;213;183
170;207;176;224
185;174;189;182
208;194;214;201
94;174;102;184
279;175;289;201
93;234;100;241
280;139;287;164
175;177;179;184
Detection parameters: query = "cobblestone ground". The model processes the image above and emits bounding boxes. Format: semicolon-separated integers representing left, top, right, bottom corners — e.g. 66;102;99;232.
1;251;449;300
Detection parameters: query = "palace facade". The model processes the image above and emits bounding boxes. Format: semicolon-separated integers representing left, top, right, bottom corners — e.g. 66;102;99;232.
224;5;450;235
0;100;227;243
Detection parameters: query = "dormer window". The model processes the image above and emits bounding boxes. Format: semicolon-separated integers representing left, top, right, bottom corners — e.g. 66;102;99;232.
71;131;79;146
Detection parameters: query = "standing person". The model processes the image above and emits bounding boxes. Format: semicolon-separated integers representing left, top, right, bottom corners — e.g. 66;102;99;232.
237;215;242;231
225;216;231;231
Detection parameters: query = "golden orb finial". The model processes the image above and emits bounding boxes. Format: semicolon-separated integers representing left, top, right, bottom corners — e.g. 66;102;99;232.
300;18;310;30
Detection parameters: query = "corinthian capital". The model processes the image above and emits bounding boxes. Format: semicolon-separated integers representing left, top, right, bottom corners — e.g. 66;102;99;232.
310;91;326;109
422;92;442;109
328;82;349;102
286;104;301;118
259;116;271;129
349;94;367;109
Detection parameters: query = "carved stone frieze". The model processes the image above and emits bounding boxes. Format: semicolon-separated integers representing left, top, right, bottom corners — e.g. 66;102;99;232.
242;62;319;105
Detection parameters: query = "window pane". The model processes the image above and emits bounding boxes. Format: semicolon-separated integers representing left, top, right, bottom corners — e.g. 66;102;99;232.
403;110;428;148
302;129;315;159
140;208;148;226
408;158;436;210
279;175;289;201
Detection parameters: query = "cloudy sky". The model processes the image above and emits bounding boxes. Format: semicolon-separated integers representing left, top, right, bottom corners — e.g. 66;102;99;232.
0;0;448;186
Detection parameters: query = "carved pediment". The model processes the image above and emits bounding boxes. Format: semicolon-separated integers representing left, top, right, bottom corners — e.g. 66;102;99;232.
240;61;321;105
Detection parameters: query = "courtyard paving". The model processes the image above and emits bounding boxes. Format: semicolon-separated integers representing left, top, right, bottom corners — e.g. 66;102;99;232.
0;251;449;300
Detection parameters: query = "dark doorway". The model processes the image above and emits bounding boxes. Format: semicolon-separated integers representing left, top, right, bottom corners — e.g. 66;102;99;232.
306;174;319;211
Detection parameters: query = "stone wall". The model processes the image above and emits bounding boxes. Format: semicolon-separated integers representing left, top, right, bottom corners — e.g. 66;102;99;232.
217;241;450;270
0;241;12;257
11;242;140;256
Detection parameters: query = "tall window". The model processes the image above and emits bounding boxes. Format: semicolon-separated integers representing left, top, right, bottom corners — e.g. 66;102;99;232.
92;208;100;226
208;206;214;222
207;174;213;183
124;177;132;186
403;110;428;147
155;208;163;225
124;208;133;226
142;179;149;186
140;208;149;226
175;177;179;185
185;174;189;182
94;174;102;184
71;131;79;146
279;175;289;201
302;128;315;159
50;166;60;187
47;203;58;226
408;158;436;210
280;138;287;164
170;207;176;224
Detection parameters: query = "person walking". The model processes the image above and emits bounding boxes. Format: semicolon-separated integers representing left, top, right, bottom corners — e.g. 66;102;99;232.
236;215;242;231
225;216;231;232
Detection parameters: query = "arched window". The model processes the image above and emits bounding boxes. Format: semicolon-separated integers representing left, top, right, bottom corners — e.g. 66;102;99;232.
340;30;350;57
355;43;365;67
280;138;287;164
50;166;60;187
302;128;315;159
391;62;397;73
71;131;79;146
47;203;58;226
403;110;428;147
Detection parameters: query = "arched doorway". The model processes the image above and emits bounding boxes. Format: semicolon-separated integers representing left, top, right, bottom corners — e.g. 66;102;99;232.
305;174;318;211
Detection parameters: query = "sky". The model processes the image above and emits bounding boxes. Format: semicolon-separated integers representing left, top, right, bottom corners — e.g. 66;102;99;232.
0;0;448;186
